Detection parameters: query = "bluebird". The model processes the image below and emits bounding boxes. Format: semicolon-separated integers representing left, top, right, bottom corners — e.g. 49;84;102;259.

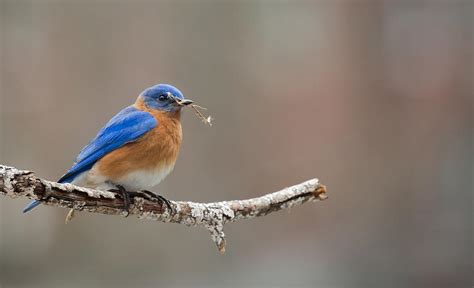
23;83;193;213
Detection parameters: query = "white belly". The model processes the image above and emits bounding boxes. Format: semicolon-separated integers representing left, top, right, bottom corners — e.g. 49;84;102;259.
71;164;175;192
115;164;175;191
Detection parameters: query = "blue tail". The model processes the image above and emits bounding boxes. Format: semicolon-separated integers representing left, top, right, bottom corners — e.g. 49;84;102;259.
23;200;42;213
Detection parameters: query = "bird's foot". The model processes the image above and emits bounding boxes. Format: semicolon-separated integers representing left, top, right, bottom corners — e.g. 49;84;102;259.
130;190;173;213
108;185;131;216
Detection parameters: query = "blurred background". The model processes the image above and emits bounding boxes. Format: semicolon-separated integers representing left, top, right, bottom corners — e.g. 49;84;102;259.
0;1;472;287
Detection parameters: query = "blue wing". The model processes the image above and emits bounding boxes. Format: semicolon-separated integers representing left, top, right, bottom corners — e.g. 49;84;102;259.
58;105;157;183
24;106;157;213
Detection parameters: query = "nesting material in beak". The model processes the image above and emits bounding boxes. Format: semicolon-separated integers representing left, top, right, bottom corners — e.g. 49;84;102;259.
169;94;212;126
189;104;213;126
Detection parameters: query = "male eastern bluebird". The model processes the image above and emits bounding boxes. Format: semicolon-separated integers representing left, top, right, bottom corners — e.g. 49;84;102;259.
23;83;193;213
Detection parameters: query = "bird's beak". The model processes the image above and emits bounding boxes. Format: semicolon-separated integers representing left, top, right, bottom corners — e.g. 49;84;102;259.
169;93;193;106
179;99;193;106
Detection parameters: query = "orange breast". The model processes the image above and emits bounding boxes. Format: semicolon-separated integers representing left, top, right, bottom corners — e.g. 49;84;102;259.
95;99;183;181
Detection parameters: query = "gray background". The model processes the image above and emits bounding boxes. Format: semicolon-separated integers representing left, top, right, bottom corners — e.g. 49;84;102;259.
0;1;472;287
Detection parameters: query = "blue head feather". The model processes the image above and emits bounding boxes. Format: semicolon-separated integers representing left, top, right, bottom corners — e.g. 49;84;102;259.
140;84;191;112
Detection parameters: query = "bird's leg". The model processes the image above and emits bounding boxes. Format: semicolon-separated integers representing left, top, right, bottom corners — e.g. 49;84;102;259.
129;190;173;213
108;185;131;216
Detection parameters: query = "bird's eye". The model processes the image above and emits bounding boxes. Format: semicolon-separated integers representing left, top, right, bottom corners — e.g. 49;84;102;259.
158;94;169;101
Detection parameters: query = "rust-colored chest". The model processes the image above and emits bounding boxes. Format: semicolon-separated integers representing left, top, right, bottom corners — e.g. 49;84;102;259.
95;102;183;180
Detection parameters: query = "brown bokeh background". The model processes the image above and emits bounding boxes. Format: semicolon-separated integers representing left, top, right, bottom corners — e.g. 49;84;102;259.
0;1;472;288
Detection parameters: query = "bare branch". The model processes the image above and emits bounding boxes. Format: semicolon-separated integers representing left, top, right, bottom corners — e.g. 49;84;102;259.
0;164;328;253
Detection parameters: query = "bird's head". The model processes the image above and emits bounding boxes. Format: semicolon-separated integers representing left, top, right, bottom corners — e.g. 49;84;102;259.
139;84;193;112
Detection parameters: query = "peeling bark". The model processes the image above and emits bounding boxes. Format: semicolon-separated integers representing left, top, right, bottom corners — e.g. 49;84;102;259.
0;165;328;253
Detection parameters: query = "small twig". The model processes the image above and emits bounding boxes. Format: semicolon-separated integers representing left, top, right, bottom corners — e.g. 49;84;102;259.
0;164;328;253
65;209;75;224
190;104;213;126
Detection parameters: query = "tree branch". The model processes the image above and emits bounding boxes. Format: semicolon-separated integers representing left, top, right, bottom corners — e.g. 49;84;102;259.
0;164;328;253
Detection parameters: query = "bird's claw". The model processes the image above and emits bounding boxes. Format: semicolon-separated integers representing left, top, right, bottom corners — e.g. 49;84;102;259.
108;185;131;217
108;187;173;215
133;190;173;213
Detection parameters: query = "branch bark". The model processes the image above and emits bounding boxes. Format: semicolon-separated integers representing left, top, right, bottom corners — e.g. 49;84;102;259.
0;164;328;253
